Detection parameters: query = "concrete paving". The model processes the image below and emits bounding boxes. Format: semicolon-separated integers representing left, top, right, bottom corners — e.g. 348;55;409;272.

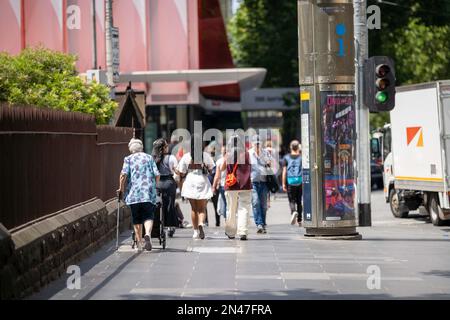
30;190;450;300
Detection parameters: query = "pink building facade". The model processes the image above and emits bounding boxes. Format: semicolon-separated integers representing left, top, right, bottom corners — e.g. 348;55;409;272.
0;0;203;103
0;1;266;143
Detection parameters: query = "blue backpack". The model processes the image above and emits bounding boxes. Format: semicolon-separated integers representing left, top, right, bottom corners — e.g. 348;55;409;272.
285;154;302;186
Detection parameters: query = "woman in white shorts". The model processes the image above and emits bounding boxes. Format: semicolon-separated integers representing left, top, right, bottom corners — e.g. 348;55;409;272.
176;134;215;239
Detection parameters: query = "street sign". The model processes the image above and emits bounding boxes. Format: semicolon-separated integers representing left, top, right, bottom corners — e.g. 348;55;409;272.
111;27;120;83
242;88;299;110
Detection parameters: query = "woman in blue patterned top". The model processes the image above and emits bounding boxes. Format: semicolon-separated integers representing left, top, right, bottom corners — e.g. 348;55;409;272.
118;138;160;251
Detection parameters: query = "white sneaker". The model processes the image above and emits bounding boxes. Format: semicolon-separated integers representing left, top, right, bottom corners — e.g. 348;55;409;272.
290;211;298;225
256;225;264;234
193;230;200;239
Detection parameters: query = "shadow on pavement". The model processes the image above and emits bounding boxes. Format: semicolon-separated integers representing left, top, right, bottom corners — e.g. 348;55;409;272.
82;252;140;300
116;288;450;300
358;238;450;242
29;232;139;300
422;270;450;279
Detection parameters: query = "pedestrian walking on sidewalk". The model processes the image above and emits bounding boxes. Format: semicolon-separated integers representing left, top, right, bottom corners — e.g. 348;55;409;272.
214;134;252;241
118;138;160;251
176;134;215;239
205;143;222;227
249;135;272;234
214;146;228;220
152;138;179;238
282;140;303;226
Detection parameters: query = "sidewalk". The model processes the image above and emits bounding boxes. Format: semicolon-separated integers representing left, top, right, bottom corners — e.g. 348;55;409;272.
30;191;450;300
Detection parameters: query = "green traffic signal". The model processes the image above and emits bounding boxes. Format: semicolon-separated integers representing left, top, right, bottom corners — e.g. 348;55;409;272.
376;91;388;103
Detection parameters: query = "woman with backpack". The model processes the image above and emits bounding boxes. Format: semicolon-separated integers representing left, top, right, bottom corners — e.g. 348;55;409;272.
176;134;215;239
152;138;179;237
282;140;303;226
213;134;252;241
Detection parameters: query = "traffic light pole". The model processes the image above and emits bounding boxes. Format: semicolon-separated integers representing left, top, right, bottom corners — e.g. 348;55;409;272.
354;0;372;226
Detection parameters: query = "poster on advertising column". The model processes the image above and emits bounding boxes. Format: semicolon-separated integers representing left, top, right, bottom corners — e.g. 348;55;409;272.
321;91;356;221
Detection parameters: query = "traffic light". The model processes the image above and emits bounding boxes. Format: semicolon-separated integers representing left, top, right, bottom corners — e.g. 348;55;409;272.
364;56;396;112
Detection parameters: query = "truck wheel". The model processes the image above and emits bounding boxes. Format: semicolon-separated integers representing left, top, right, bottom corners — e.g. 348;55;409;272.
429;194;445;226
389;189;409;218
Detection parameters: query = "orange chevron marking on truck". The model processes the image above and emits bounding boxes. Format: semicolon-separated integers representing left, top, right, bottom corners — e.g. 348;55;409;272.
406;127;424;147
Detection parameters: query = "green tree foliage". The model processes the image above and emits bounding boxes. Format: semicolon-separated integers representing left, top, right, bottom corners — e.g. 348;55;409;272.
228;0;298;87
387;18;450;84
368;0;450;128
0;47;117;124
370;112;390;131
228;0;299;144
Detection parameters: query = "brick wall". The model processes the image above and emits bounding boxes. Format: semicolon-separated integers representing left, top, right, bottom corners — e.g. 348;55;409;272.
0;198;131;300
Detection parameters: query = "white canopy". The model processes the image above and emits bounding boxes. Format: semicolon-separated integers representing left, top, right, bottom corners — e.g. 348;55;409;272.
118;68;267;92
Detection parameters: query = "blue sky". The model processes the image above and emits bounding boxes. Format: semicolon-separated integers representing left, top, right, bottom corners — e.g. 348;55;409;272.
232;0;240;14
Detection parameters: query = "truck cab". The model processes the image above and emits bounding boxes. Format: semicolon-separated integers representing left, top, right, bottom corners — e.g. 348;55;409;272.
370;124;392;191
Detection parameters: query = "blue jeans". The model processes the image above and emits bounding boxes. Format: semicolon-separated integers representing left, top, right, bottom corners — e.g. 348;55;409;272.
252;182;268;226
218;186;227;219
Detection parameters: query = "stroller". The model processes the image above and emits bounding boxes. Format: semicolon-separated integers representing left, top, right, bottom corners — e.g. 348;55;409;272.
131;193;167;250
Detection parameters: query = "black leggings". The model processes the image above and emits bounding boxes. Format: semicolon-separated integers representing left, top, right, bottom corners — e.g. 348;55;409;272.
205;191;220;226
158;177;178;227
287;185;303;222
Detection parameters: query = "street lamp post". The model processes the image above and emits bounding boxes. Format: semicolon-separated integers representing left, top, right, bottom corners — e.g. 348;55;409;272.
91;0;97;69
105;0;114;88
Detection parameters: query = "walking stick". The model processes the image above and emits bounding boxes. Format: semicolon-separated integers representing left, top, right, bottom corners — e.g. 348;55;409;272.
116;191;121;250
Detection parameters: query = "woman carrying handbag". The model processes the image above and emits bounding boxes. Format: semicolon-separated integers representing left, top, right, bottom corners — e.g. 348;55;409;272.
213;134;252;241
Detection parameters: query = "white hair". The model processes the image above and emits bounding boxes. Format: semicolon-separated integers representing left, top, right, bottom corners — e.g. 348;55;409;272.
128;138;143;153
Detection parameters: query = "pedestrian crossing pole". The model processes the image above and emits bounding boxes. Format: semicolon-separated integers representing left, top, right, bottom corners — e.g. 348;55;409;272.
298;0;362;239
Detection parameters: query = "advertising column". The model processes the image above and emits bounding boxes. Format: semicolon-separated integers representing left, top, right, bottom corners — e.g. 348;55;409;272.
298;0;360;238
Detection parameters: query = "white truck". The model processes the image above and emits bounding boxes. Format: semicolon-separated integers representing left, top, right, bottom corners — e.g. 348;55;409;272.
382;81;450;226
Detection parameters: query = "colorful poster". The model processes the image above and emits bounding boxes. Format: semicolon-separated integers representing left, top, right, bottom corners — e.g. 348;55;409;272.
321;91;356;221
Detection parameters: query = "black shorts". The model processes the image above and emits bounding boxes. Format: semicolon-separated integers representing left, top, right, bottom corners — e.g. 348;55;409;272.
129;202;156;225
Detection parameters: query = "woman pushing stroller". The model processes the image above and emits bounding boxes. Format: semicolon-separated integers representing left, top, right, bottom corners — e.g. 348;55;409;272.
152;138;180;237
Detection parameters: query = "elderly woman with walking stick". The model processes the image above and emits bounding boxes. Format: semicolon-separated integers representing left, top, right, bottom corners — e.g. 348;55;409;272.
117;138;160;252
